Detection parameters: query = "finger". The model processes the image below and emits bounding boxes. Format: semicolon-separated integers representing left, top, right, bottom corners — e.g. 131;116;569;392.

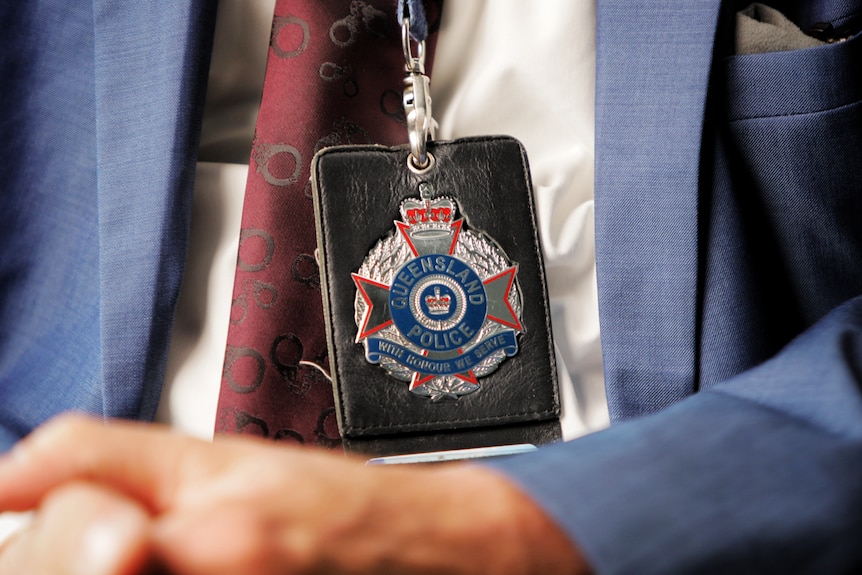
0;482;152;575
153;502;284;575
0;414;254;513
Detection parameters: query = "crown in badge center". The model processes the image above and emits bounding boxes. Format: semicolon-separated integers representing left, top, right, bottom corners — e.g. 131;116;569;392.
424;287;452;315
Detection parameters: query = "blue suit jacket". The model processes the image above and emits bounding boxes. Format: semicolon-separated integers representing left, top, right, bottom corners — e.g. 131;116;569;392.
0;1;216;444
2;0;861;572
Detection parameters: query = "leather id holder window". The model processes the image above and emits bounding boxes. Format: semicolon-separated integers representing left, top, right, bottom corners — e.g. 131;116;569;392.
311;136;560;457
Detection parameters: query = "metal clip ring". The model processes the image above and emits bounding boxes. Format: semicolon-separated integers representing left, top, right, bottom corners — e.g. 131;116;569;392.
401;17;426;74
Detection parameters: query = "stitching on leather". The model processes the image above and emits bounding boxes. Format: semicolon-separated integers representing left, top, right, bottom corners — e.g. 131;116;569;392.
345;408;558;434
514;139;561;412
313;151;352;430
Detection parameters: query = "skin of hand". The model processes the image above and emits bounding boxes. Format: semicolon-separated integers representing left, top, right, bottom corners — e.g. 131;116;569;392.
0;415;589;575
0;482;154;575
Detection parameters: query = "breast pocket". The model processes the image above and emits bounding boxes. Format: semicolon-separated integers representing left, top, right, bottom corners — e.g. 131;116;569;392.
723;31;862;320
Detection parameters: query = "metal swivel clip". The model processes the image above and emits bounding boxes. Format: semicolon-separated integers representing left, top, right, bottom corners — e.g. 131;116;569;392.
402;18;437;172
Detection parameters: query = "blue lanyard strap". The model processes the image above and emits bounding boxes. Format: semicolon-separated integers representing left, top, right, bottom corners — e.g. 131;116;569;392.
398;0;429;42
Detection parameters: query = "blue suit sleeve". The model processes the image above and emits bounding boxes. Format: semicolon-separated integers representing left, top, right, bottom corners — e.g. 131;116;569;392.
489;295;862;574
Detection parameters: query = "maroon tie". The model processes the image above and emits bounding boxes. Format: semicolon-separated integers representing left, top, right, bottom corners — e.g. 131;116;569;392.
216;0;438;447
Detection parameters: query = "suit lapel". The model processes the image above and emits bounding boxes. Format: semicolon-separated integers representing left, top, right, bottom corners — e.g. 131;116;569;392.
92;0;218;420
594;0;723;421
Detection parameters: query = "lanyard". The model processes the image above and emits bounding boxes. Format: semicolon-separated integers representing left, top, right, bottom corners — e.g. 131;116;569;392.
398;0;430;42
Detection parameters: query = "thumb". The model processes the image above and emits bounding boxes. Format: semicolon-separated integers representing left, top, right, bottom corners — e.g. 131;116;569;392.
0;482;153;575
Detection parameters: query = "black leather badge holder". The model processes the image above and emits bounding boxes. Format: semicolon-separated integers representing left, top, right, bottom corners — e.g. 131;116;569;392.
311;136;560;458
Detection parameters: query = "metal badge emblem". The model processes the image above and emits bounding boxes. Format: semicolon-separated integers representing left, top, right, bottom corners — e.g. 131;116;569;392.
352;183;524;401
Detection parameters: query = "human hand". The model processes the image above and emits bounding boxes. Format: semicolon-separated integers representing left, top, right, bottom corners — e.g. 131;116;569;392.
0;415;588;575
0;482;155;575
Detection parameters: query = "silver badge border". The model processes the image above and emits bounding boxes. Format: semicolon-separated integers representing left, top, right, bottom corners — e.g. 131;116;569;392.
353;200;523;400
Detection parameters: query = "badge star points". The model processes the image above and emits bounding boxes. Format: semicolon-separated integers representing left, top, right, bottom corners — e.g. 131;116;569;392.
352;273;392;341
483;267;523;331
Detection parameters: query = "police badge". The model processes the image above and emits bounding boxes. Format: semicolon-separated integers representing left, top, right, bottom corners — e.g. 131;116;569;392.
308;15;560;458
352;183;524;401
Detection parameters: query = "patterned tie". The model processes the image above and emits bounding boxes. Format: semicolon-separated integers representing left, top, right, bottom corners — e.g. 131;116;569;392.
216;0;439;447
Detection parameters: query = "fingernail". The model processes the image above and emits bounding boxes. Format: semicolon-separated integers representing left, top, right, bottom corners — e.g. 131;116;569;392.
74;515;146;575
77;521;126;575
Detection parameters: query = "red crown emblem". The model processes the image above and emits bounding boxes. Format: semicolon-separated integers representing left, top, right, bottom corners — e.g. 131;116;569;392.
399;195;455;238
424;287;452;315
